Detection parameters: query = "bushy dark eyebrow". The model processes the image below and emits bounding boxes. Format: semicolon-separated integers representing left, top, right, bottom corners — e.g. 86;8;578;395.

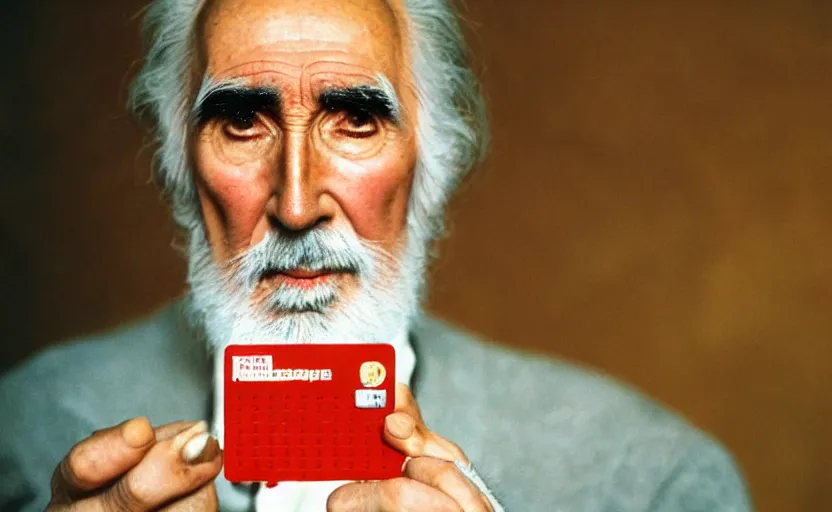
192;86;280;125
319;85;400;124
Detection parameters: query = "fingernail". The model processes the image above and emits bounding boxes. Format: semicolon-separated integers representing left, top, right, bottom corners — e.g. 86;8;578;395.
185;434;221;464
171;420;208;452
182;432;210;462
122;417;154;449
386;414;414;439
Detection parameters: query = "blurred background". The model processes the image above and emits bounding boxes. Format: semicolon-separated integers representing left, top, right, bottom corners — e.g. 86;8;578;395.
1;0;830;510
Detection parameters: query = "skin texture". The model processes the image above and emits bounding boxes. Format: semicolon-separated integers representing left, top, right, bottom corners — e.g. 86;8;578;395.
47;419;223;511
46;387;492;512
191;0;489;509
192;0;418;306
325;384;494;512
48;1;493;510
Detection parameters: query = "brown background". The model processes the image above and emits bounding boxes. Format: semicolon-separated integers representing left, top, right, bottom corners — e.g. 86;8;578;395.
1;0;830;510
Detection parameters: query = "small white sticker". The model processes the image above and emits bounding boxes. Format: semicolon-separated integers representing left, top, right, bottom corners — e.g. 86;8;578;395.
355;389;387;409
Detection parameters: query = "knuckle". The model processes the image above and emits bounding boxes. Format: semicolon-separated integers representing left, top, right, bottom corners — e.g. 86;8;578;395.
174;464;202;487
104;478;149;511
434;461;461;486
64;443;99;485
182;454;223;485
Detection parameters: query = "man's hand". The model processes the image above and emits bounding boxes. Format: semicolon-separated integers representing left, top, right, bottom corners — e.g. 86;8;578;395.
47;417;222;511
328;384;494;512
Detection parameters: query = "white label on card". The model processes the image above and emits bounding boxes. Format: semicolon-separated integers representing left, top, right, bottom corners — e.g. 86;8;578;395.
355;389;387;409
231;356;332;382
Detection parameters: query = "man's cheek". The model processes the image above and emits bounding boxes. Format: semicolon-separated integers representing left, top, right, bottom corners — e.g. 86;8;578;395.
195;155;275;250
328;156;413;241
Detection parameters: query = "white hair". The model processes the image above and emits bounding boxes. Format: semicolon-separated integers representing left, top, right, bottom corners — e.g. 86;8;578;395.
128;0;489;246
187;219;426;347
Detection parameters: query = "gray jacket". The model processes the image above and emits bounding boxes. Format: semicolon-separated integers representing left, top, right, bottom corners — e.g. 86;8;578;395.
0;302;753;511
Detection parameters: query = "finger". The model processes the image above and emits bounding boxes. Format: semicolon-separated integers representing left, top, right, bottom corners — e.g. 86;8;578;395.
383;412;468;463
404;457;492;512
98;421;222;511
328;478;462;512
159;483;218;512
327;480;382;512
389;384;467;463
155;421;200;442
51;417;155;502
394;383;424;423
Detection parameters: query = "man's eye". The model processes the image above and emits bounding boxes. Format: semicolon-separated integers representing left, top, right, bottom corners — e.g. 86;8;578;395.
316;108;387;157
338;110;378;138
203;111;278;166
222;113;261;138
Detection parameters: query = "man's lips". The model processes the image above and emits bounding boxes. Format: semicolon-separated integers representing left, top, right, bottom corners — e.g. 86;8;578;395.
262;269;341;290
282;269;330;279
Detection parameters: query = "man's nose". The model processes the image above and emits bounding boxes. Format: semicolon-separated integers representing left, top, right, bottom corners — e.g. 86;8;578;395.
267;131;330;231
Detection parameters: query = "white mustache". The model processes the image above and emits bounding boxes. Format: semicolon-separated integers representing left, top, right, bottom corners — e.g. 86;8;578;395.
187;220;425;347
229;229;372;290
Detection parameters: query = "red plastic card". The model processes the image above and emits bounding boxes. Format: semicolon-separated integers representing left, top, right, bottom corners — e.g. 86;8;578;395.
223;344;405;484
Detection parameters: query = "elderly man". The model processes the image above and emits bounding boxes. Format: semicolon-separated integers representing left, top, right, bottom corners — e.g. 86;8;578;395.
0;0;753;510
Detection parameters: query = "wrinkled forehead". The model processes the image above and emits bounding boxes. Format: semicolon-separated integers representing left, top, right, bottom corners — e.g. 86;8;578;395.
197;0;407;91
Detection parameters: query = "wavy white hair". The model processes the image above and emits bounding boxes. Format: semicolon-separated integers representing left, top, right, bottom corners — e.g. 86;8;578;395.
129;0;488;248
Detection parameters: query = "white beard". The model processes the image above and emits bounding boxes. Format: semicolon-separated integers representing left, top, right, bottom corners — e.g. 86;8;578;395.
185;222;428;350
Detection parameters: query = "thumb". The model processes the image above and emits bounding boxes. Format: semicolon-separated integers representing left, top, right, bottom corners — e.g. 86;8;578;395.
51;417;155;502
384;386;468;464
394;382;424;422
